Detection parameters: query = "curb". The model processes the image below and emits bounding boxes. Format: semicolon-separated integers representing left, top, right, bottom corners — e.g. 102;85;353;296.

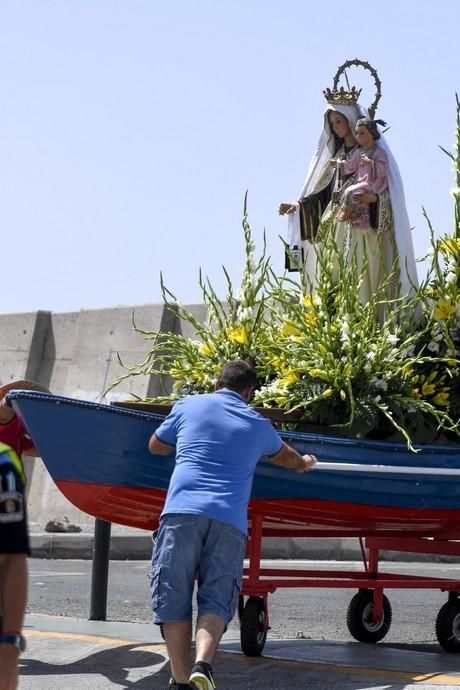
30;533;460;562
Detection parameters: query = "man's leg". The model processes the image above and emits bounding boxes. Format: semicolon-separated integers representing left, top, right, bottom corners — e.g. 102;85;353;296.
150;515;205;687
0;554;28;690
163;620;193;684
190;521;246;688
194;612;225;664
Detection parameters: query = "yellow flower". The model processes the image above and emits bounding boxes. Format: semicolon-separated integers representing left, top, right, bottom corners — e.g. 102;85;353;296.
281;320;301;338
301;311;317;326
227;325;249;345
439;238;460;256
340;389;346;401
342;363;352;377
433;298;456;321
421;382;436;396
323;388;334;398
433;391;449;406
310;368;329;381
269;356;287;373
278;372;300;388
199;342;213;356
301;294;315;307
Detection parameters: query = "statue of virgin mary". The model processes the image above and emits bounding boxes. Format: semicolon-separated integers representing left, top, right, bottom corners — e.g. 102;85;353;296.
281;61;418;305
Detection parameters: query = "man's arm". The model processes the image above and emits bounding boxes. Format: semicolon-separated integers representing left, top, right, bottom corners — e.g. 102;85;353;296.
268;442;317;474
148;433;175;456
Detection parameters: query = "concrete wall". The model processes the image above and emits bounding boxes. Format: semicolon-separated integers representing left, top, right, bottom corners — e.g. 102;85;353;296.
0;303;205;533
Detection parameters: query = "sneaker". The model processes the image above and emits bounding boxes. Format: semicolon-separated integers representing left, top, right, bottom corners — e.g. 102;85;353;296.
167;679;192;690
189;662;216;690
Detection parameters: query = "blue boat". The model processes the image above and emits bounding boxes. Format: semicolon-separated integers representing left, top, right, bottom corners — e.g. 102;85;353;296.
9;390;460;537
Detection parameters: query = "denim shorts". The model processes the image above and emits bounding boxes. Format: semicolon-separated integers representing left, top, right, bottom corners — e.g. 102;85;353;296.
150;514;246;625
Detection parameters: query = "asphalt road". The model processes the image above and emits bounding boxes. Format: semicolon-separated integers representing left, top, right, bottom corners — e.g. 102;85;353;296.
27;558;456;653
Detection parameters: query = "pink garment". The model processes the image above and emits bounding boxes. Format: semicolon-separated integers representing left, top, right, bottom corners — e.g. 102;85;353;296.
339;144;388;229
340;144;388;194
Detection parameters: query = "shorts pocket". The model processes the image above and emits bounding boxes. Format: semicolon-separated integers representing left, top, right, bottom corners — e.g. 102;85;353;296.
150;566;162;611
228;574;243;620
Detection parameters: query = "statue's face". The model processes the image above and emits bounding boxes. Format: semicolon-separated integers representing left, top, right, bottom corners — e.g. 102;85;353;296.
355;125;374;149
329;112;350;139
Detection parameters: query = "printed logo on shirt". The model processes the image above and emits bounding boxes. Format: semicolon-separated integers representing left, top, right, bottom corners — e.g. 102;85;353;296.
0;468;24;522
0;491;24;523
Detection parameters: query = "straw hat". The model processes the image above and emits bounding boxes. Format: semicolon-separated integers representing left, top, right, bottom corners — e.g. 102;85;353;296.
0;379;49;401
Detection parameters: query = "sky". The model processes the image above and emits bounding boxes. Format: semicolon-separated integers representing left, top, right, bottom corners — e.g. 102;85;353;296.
0;0;459;315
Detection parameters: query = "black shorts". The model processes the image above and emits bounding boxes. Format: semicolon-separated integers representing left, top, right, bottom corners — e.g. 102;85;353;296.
0;461;30;555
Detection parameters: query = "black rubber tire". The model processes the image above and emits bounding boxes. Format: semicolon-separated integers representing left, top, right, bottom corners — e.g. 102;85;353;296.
436;599;460;653
238;594;245;621
240;596;267;656
346;589;392;643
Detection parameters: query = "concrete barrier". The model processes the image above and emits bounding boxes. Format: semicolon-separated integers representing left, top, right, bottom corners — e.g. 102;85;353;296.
0;304;181;534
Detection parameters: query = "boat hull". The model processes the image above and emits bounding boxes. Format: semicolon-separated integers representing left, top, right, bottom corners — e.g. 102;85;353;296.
10;391;460;536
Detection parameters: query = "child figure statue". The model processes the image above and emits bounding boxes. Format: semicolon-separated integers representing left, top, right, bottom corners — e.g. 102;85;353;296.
331;117;388;228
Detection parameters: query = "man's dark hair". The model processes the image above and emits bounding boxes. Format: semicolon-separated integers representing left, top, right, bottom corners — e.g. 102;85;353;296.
216;360;257;392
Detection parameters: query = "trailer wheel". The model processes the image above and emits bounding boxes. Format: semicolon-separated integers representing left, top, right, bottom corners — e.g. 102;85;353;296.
238;594;245;621
436;599;460;653
240;596;267;656
346;589;392;643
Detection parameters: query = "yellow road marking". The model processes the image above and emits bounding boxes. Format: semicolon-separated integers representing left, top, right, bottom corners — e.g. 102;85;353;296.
24;629;167;651
24;629;460;686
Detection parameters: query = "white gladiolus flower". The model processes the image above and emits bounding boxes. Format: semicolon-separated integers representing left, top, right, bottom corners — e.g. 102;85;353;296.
237;307;254;322
370;377;388;391
387;334;399;345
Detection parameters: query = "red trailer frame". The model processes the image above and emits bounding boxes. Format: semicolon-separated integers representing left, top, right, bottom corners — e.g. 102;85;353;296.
238;513;460;656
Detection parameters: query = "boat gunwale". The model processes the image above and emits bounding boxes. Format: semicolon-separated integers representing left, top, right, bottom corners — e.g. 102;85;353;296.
9;390;460;457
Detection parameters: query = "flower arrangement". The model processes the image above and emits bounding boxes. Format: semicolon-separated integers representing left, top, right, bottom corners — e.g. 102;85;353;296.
110;99;460;449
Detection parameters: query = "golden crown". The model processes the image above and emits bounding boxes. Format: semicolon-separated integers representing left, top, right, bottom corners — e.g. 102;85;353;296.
323;85;362;105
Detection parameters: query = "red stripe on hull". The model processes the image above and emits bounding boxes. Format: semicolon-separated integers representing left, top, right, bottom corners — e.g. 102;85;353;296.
57;480;460;537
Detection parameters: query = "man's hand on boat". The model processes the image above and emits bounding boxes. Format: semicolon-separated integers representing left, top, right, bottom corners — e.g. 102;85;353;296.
269;442;317;474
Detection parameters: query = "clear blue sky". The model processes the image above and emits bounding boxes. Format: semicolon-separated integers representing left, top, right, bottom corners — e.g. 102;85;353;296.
1;0;458;314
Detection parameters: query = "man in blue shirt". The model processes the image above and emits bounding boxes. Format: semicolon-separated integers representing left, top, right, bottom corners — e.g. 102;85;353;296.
149;360;317;690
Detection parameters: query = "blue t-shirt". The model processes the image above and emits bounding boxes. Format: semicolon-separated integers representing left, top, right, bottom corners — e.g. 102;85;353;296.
155;389;283;534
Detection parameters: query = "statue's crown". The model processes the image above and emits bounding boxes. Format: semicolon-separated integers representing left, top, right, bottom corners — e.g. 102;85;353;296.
323;85;362;105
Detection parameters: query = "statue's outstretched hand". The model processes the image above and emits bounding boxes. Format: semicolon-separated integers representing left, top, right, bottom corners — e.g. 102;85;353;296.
361;154;373;167
355;190;377;205
279;203;297;215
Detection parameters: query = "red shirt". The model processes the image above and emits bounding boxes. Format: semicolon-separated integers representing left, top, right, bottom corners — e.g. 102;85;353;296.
0;413;34;456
